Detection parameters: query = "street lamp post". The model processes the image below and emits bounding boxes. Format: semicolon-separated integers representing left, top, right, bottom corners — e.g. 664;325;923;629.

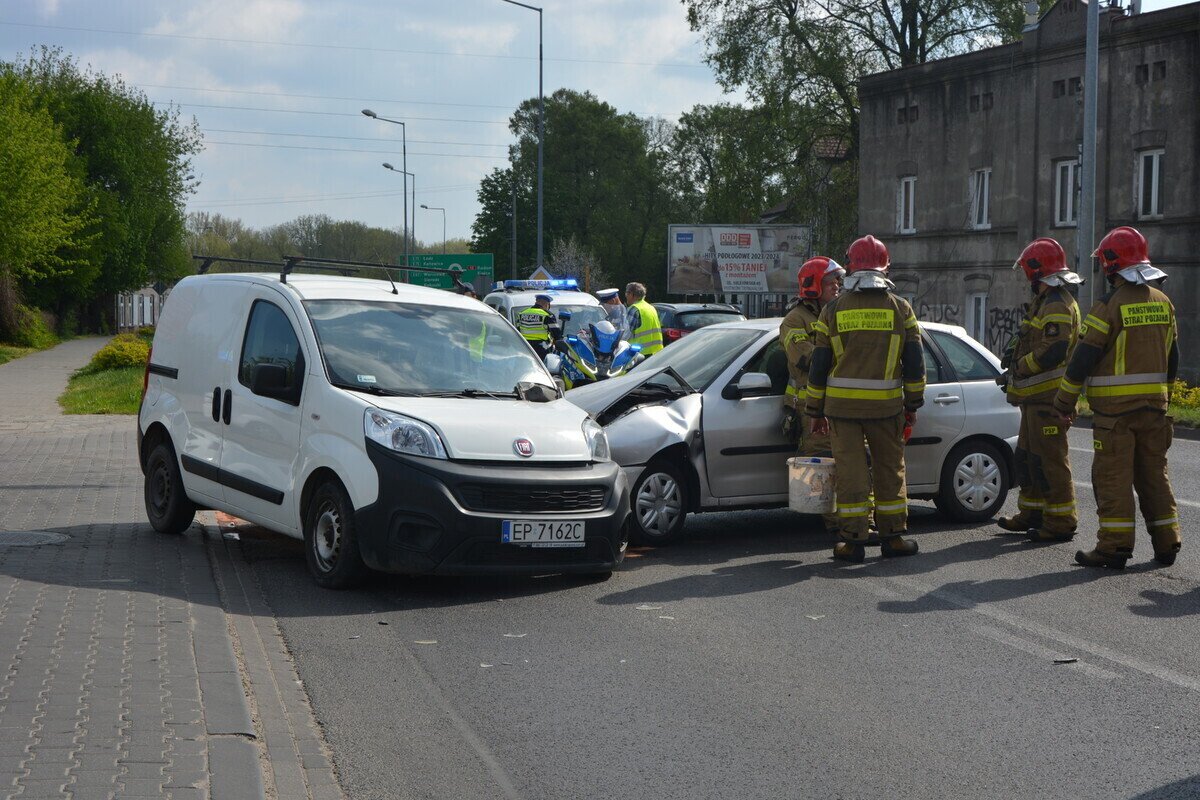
382;164;415;261
500;0;543;269
362;109;409;267
420;205;446;254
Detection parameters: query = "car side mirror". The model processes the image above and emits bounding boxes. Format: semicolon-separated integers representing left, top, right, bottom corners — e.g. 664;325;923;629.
251;363;293;400
544;353;562;375
724;371;773;400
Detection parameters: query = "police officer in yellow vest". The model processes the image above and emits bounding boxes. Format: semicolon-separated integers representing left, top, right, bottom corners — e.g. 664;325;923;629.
996;238;1082;543
1053;226;1181;569
805;235;926;563
624;282;663;356
781;256;845;536
517;293;555;360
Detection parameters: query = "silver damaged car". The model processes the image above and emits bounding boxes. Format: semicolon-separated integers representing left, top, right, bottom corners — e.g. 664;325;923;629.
564;319;1020;545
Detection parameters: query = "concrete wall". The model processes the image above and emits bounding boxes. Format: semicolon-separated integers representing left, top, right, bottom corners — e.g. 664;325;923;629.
858;0;1200;381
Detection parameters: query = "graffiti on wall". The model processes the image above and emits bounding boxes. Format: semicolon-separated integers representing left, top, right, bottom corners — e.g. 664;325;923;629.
899;268;1030;355
985;306;1025;353
917;303;961;326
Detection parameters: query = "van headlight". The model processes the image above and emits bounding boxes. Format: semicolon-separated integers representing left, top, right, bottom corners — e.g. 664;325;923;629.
582;417;610;461
364;408;448;459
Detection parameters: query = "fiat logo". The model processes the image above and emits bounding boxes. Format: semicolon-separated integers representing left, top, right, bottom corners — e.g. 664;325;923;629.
513;438;534;458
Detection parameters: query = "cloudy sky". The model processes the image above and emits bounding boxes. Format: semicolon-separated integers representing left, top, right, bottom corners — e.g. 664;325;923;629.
1;0;735;246
1;0;1189;248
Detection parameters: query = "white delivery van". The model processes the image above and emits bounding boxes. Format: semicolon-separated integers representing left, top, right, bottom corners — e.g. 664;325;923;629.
138;271;629;588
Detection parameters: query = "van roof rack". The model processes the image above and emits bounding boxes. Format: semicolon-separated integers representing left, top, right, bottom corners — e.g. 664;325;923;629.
192;254;475;296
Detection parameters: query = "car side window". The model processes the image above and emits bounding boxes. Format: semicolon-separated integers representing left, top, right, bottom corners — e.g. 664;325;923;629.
930;330;997;381
239;300;305;404
922;341;943;384
742;339;789;395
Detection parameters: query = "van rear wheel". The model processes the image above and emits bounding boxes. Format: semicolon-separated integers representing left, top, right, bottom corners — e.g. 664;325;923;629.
304;480;370;590
144;443;196;534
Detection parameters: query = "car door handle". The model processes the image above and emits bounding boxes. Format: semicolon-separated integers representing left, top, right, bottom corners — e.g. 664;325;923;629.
222;389;232;425
934;394;961;405
212;387;221;422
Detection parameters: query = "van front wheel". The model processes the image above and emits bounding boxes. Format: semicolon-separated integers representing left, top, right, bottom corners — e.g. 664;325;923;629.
304;481;370;590
144;443;196;534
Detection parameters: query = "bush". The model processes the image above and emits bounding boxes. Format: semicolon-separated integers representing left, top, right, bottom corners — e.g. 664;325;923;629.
8;304;59;349
1172;380;1200;410
86;333;150;372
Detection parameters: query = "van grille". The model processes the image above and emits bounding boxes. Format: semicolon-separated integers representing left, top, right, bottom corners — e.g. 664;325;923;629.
458;484;608;514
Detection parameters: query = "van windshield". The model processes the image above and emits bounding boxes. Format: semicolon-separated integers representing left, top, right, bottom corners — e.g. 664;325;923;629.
305;300;553;396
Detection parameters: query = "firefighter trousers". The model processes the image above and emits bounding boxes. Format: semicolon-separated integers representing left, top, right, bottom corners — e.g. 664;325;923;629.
830;415;907;540
1090;410;1181;557
1013;404;1077;535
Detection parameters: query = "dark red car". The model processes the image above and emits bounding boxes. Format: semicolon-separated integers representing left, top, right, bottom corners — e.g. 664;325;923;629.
653;303;746;345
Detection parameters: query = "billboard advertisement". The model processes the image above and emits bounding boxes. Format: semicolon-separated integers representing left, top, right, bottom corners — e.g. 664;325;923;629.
402;253;494;291
668;225;812;294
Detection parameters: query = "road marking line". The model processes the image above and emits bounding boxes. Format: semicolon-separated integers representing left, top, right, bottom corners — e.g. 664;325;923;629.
884;573;1200;693
974;625;1121;681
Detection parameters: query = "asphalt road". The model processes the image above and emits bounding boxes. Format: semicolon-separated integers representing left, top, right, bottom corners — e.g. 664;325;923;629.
237;428;1200;800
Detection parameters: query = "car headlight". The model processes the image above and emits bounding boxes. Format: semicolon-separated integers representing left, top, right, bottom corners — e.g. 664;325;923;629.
364;408;448;459
582;417;610;461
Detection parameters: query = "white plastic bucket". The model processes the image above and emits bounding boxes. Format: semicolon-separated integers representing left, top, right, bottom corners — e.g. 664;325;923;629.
787;456;836;514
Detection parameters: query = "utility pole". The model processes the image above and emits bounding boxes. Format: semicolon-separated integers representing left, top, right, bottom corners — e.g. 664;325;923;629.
511;183;518;279
1079;0;1100;305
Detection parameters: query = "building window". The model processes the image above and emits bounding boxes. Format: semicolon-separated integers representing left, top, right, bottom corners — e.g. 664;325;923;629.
967;292;988;344
908;105;919;122
1054;160;1079;227
1069;77;1082;95
1152;60;1166;81
1138;149;1164;219
970;94;980;112
898;176;917;234
982;92;994;110
1052;80;1066;98
897;106;907;124
1136;64;1149;85
970;168;992;230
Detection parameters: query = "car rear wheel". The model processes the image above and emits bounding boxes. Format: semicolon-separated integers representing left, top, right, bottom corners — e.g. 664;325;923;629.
934;440;1009;523
304;480;370;590
630;460;689;545
144;442;196;534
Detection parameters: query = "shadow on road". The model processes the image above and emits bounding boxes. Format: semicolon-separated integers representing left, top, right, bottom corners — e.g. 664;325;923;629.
1125;775;1200;799
1129;586;1200;618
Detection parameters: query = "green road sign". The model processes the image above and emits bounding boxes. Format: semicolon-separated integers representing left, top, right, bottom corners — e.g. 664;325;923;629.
402;254;494;290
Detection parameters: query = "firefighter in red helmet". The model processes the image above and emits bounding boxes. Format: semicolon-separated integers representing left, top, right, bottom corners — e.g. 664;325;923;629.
996;238;1082;543
779;256;845;536
805;236;925;562
1054;226;1181;569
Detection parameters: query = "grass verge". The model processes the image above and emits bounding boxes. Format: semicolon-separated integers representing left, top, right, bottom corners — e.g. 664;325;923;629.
59;366;144;414
0;345;36;366
1077;398;1200;428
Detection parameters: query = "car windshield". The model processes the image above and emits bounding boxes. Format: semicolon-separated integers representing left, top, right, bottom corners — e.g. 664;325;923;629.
306;299;553;396
627;326;762;390
517;303;607;338
676;310;745;330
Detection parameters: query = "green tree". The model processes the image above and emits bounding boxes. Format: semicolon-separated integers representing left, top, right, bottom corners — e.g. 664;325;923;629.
473;89;679;295
0;72;91;340
4;48;201;326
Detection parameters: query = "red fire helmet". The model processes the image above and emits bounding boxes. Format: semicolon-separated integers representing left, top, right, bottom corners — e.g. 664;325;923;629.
1014;238;1068;284
845;235;889;273
797;256;846;299
1093;226;1150;276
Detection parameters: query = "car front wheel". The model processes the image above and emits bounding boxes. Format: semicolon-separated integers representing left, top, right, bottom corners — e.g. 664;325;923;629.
630;460;689;545
304;480;370;589
934;440;1009;523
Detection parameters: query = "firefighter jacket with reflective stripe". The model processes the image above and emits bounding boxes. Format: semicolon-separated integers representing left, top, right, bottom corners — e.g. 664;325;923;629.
1006;286;1080;406
804;288;926;419
517;306;553;342
1053;279;1179;417
628;300;663;355
779;300;821;412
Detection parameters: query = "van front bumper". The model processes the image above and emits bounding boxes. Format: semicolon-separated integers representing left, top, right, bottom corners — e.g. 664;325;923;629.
356;440;630;575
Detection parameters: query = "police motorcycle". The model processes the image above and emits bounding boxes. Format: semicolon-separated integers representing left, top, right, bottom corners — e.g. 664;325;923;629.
547;310;644;390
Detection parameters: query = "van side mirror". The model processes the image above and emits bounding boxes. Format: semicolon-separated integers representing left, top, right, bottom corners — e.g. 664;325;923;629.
544;353;562;375
251;363;293;401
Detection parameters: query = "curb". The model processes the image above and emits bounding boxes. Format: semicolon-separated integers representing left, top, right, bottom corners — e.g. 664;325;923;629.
199;511;345;800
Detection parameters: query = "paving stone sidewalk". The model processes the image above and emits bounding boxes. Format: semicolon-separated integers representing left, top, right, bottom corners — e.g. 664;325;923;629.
0;342;341;799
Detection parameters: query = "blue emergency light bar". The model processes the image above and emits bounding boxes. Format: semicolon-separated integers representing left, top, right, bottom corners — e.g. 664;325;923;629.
491;279;579;292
